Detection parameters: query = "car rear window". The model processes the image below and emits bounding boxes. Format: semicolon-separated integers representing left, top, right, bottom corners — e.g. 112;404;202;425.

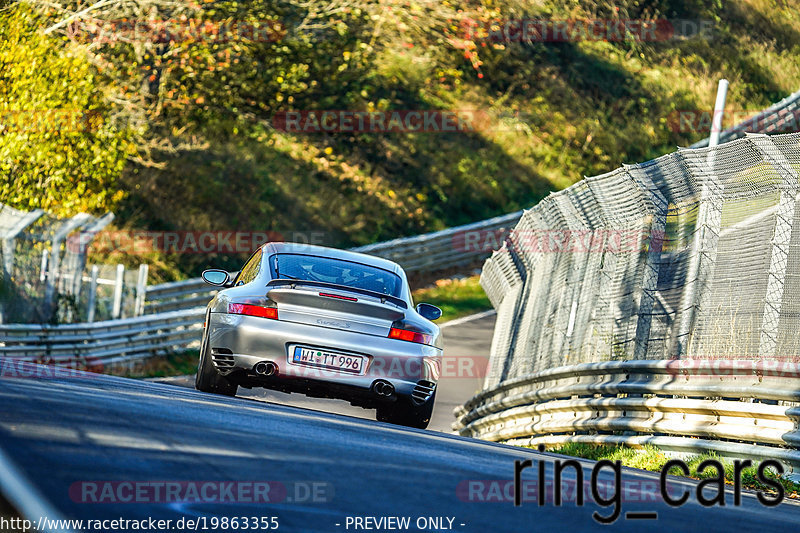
272;254;403;297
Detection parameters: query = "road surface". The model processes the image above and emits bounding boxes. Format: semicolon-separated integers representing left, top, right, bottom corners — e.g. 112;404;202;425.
1;312;799;531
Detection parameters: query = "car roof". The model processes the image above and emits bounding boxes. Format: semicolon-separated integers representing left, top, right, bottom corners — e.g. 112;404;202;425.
262;242;404;275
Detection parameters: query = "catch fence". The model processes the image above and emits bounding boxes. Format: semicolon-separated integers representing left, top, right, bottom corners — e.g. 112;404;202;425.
457;132;800;472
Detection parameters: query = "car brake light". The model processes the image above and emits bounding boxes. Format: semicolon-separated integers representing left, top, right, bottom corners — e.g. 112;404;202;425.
228;303;278;320
319;292;358;302
388;327;432;345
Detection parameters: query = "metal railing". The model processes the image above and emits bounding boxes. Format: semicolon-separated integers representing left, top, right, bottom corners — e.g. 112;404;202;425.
0;308;204;368
144;278;214;314
454;360;800;471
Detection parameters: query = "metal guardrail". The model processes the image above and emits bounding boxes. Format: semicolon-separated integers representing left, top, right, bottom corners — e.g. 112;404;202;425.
454;360;800;471
0;308;204;368
144;210;523;313
144;278;215;314
350;210;524;272
690;87;800;148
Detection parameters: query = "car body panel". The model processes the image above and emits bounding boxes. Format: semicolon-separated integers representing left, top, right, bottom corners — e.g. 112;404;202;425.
201;242;443;411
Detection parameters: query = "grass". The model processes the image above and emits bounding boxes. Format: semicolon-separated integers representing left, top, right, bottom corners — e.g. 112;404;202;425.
535;442;800;498
412;275;492;323
113;350;200;379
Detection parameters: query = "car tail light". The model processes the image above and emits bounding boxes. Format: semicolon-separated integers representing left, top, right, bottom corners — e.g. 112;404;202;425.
388;327;432;345
228;303;278;320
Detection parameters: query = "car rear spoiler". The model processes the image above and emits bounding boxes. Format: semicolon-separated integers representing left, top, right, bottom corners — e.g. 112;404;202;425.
265;279;408;309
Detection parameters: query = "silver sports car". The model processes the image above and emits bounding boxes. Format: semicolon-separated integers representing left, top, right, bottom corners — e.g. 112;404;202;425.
195;243;443;428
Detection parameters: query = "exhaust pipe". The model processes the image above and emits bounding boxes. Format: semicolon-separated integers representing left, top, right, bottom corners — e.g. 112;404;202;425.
372;380;394;397
254;362;277;376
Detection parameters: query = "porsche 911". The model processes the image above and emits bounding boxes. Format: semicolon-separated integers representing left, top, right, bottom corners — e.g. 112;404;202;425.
195;242;443;428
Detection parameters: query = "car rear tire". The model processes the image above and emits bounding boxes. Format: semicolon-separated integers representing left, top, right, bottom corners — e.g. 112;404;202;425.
376;392;435;430
195;315;238;397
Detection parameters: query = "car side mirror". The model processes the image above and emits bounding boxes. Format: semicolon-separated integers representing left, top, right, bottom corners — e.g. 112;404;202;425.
416;303;442;321
202;269;230;287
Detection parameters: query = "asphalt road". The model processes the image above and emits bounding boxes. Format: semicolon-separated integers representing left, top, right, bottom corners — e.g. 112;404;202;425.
154;312;497;432
1;362;800;531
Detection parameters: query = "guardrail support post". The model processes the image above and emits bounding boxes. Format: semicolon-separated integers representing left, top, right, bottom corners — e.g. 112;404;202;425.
747;134;800;358
112;264;125;319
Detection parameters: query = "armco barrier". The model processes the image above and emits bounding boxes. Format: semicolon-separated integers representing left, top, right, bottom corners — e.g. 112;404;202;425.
144;278;215;314
454;360;800;472
0;308;204;367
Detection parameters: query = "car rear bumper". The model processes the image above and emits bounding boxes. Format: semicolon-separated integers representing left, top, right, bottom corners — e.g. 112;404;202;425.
207;312;442;404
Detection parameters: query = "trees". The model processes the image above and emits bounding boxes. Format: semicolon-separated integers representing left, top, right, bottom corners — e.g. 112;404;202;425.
0;4;132;215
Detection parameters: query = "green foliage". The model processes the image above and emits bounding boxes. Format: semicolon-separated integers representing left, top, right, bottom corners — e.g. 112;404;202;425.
412;275;492;322
541;443;800;496
0;5;133;216
120;349;200;378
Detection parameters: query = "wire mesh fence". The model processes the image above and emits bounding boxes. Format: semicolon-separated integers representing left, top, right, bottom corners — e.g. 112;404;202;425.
0;204;147;324
690;87;800;148
481;132;800;389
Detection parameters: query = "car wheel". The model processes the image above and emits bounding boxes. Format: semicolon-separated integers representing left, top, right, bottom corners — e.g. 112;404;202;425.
195;315;238;397
376;391;435;430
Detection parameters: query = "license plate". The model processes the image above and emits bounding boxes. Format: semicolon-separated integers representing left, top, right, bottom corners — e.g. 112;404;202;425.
291;347;366;374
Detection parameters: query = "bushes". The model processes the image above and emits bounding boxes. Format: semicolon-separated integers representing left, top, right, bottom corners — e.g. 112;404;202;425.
0;5;133;216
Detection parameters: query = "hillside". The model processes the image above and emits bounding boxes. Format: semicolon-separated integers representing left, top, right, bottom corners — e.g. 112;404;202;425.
2;0;800;280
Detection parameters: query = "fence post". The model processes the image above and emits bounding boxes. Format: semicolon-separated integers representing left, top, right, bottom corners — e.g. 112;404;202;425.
40;249;48;282
1;208;44;280
87;265;99;323
112;264;125;319
626;164;669;360
708;79;729;147
70;212;115;296
135;264;149;317
44;213;91;314
673;149;724;358
747;134;800;358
